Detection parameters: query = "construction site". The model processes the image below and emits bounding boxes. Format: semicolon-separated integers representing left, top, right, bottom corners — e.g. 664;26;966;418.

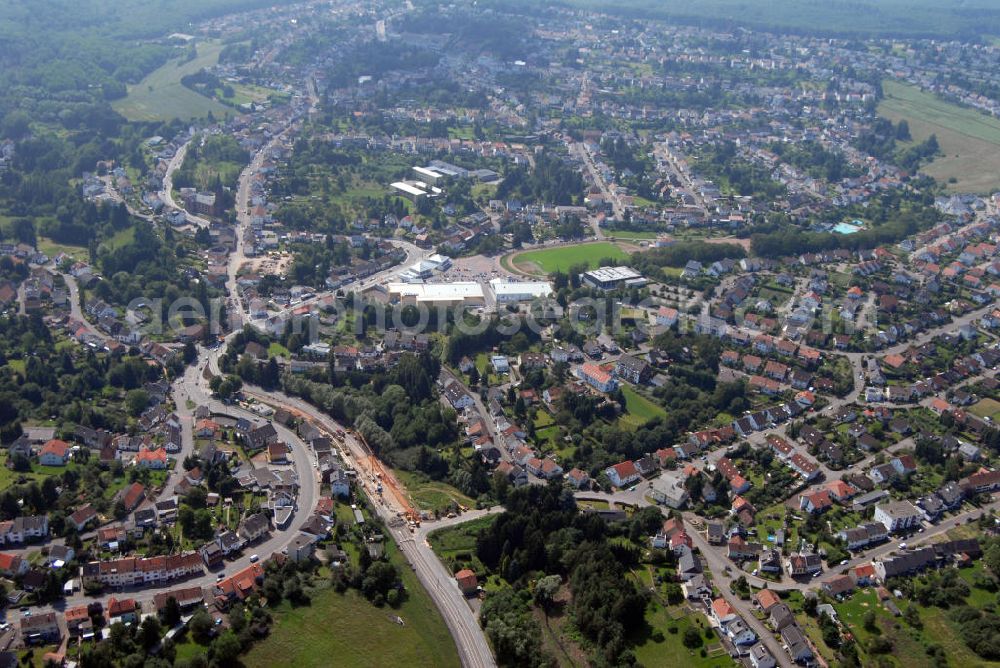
243;388;424;529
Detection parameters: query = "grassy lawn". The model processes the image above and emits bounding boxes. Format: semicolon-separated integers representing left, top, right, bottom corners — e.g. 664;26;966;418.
969;397;1000;422
171;630;209;663
833;581;1000;668
218;81;281;107
100;226;136;252
112;40;231;122
36;236;86;260
605;229;658;240
533;410;554;429
879;80;1000;193
620;385;666;425
473;352;500;385
18;646;60;668
395;469;476;513
427;514;497;573
267;342;291;358
534;425;561;450
632;601;733;668
245;542;460;668
0;452;93;490
511;242;630;274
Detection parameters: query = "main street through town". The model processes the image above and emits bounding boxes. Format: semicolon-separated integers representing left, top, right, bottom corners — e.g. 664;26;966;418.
25;111;497;668
192;116;496;667
37;41;1000;665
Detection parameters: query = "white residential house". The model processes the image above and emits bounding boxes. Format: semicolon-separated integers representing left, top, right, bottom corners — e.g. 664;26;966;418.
873;500;922;533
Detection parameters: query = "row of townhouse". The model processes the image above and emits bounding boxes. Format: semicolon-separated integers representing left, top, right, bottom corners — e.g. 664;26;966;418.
763;435;820;480
0;516;49;544
872;538;983;583
751;590;815;664
81;552;203;588
732;399;806;439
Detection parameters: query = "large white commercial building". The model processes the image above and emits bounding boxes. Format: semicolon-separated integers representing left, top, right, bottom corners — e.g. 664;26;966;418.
412;166;446;185
387;282;485;308
489;279;553;303
389;180;442;202
398;254;453;282
580;266;647;290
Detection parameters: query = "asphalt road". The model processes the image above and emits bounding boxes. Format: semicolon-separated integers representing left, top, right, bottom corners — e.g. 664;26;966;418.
159;140;211;228
17;349;320;623
58;272;107;343
238;388;498;668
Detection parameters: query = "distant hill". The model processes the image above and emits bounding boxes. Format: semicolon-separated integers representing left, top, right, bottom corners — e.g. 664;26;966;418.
0;0;293;124
491;0;1000;40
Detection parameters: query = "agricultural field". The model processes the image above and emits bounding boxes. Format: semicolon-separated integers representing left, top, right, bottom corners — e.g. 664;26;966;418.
564;0;995;38
878;80;1000;193
509;241;631;275
112;40;231;122
35;237;86;260
245;541;460;668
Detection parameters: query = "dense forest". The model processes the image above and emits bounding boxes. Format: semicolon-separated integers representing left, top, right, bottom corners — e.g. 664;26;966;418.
475;484;653;667
854;117;940;174
631;240;746;271
324;43;441;89
0;313;166;443
750;188;941;257
692;142;786;200
767;140;861;182
496;152;585;206
276;351;462;480
0;0;286;123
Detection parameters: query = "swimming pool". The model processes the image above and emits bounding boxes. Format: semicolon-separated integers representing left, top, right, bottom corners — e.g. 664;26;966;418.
832;221;863;235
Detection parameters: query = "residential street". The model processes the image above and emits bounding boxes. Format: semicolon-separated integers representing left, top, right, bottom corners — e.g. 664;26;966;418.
237;387;498;668
159;140;211;229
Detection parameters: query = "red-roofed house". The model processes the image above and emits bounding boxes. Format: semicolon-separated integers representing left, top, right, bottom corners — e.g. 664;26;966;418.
578;362;617;393
135;447;167;469
39;439;70;466
729;474;751;494
65;605;92;637
853;564;876;585
755;589;781;612
799;490;833;514
712;597;737;624
69;504;98;531
825;480;856;502
0;552;27;576
106;597;139;624
656;306;679;327
215;562;265;608
194;419;219;438
655;447;676;467
605;461;640;488
122;482;145;512
929;398;952;415
455;569;479;596
883;354;906;369
566;468;590;489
